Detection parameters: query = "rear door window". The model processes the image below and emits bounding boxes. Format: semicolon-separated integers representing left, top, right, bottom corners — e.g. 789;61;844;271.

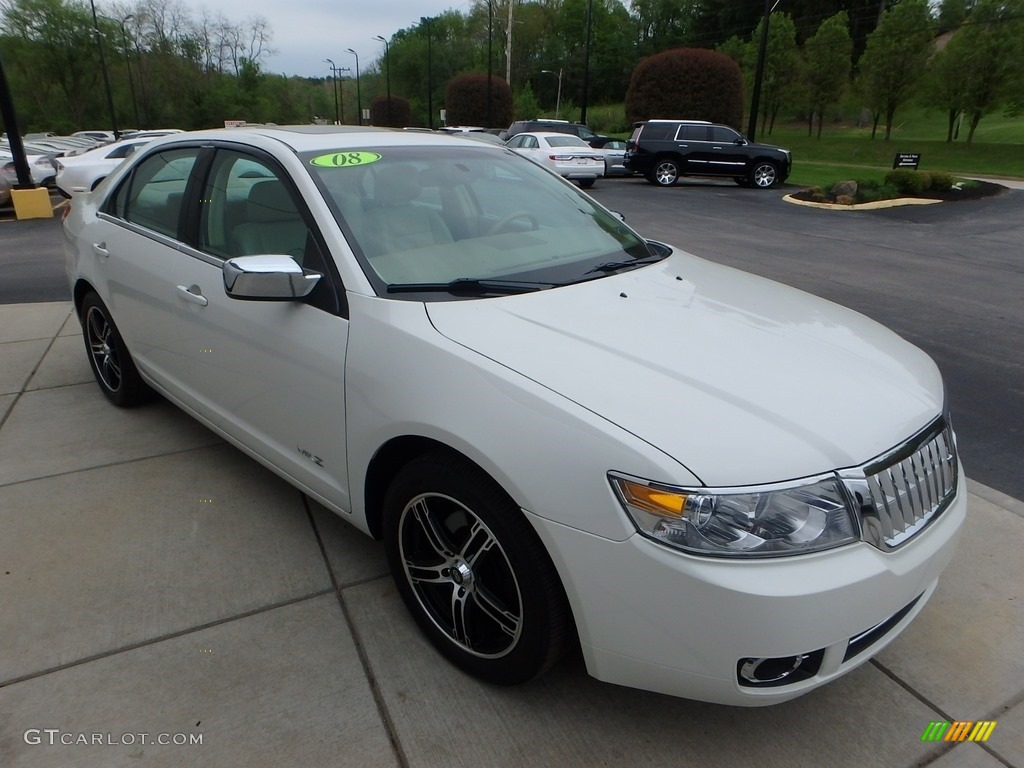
110;148;199;238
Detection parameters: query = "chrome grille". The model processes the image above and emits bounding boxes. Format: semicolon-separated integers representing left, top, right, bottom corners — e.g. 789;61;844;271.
840;419;958;551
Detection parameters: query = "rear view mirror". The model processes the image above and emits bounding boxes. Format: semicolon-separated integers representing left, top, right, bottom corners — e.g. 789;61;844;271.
222;255;320;300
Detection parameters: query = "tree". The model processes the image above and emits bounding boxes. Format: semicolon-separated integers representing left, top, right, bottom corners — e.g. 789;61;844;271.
370;95;411;127
749;12;799;137
800;11;852;138
444;73;513;127
858;0;933;140
947;0;1024;145
625;47;743;127
921;43;971;142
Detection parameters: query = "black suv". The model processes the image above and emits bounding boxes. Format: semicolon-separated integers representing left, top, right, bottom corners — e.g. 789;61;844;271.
624;120;791;188
503;119;611;147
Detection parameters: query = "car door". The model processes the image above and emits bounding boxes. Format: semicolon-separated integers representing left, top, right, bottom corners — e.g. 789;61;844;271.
706;125;749;177
101;144;352;510
675;124;710;174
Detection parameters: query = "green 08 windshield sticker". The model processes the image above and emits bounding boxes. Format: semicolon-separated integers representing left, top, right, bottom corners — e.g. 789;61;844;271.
310;151;382;168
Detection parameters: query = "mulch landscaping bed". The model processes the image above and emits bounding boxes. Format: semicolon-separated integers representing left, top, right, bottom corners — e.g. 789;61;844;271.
789;179;1008;204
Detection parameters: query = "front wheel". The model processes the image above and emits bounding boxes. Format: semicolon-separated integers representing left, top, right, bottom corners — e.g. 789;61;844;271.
750;161;779;189
383;452;570;685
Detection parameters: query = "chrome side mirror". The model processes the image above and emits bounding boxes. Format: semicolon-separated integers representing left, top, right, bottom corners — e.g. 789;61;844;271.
223;255;320;300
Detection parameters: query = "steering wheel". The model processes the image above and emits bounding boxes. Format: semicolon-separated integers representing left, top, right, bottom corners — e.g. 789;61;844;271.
485;210;539;236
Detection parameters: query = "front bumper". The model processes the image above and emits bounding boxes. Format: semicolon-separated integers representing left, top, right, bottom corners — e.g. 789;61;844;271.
525;473;966;706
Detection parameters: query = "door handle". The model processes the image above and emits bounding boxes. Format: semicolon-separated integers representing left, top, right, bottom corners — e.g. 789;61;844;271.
92;242;109;258
176;284;209;307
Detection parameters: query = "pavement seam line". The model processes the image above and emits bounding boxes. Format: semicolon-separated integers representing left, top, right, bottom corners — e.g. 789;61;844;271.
0;588;334;690
872;658;1017;768
0;322;67;432
0;440;226;490
303;493;410;768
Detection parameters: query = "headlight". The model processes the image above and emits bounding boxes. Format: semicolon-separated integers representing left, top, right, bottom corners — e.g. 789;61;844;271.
610;473;858;558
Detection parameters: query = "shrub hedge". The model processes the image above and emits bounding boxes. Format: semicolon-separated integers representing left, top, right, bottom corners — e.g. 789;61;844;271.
624;48;743;128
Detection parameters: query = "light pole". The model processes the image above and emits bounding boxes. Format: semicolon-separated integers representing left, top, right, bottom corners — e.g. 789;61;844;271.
580;0;592;124
118;14;140;129
373;35;391;126
346;48;362;125
541;68;562;119
747;0;776;142
324;58;340;124
486;1;493;127
424;17;433;129
88;0;119;139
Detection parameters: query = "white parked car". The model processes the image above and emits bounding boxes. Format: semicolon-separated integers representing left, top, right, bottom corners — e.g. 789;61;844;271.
55;138;153;196
1;149;58;187
63;126;965;706
504;131;605;188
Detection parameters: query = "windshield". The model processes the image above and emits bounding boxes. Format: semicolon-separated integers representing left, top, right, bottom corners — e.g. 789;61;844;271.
546;135;589;148
303;145;657;299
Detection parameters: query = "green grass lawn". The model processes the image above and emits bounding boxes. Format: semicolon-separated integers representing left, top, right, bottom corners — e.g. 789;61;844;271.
756;107;1024;187
594;104;1024;188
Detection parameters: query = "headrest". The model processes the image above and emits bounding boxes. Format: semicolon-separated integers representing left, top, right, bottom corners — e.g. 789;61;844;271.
373;164;420;206
247;180;298;222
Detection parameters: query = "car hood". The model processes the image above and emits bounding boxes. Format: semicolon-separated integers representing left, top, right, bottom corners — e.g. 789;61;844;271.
425;253;944;486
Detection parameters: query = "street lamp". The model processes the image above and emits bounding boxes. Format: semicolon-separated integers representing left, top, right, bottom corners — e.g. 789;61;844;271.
88;0;119;140
424;17;433;130
580;0;593;124
346;48;362;125
118;14;140;129
324;58;340;124
373;35;391;126
541;68;563;119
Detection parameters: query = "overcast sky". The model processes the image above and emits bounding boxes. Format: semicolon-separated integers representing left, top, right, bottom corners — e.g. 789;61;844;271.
204;0;474;78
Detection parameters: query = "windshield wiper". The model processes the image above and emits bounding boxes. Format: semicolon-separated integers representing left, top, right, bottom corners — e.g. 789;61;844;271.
584;255;666;275
386;277;555;295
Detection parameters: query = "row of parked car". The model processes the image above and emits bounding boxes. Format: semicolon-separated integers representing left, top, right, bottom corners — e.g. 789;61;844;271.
0;129;184;206
499;118;791;189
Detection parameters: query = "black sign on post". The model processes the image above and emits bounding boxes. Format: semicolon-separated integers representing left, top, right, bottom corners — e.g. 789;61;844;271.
893;153;921;170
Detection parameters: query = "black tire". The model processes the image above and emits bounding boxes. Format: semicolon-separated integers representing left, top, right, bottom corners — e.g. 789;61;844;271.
80;292;154;407
749;161;779;189
578;178;595;189
652;158;680;187
383;452;570;685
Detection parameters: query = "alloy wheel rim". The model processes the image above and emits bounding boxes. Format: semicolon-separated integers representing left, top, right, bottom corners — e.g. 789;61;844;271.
656;163;677;185
398;492;523;658
85;306;122;392
754;165;776;187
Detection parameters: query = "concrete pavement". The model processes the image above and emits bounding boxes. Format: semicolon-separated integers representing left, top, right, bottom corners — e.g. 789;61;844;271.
1;301;1022;768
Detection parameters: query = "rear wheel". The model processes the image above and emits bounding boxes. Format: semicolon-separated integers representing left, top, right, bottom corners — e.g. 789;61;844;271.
652;158;680;187
578;178;595;189
80;292;153;406
750;161;779;189
383;452;570;685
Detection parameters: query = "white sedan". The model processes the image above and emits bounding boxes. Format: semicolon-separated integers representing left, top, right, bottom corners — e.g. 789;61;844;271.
63;126;964;706
504;131;604;188
55;138;153;197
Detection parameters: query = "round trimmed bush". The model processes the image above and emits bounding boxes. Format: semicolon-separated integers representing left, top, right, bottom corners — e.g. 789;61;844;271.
445;74;514;129
625;48;743;128
370;96;411;128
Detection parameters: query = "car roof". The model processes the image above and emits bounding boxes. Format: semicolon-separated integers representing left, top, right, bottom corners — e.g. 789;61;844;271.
144;125;483;154
640;119;713;125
